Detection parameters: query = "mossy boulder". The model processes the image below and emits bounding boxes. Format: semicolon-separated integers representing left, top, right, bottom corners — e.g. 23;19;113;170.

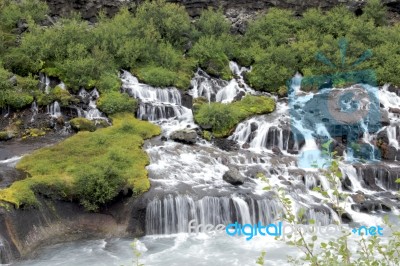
0;113;161;211
194;95;275;138
0;131;14;141
70;118;96;132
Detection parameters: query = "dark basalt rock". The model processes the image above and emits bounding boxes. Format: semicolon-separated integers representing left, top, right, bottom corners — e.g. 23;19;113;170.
180;91;193;109
223;166;245;185
213;138;239;151
351;200;392;213
170;129;198;144
45;0;400;23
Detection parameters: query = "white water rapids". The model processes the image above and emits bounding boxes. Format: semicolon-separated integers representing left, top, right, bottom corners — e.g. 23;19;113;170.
12;62;400;265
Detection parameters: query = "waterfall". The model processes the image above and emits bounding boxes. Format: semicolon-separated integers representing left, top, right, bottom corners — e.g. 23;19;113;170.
190;69;225;102
387;125;399;149
145;195;282;235
191;62;255;103
30;101;38;122
39;73;51;94
58;82;66;90
121;71;186;122
78;88;89;99
84;89;107;121
48;101;62;118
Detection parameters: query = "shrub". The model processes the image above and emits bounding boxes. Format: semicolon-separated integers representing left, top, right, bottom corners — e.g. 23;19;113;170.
96;72;121;93
189;36;232;79
0;0;49;30
362;0;387;26
70;118;96;132
97;92;137;115
194;8;230;37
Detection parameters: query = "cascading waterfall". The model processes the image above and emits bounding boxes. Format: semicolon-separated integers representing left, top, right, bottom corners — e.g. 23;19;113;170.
47;101;62;118
121;70;190;122
39;73;51;94
191;62;255;104
145;195;281;235
84;89;107;121
30;101;38;122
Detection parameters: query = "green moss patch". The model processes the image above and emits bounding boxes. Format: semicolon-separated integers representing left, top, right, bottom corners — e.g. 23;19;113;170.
70;118;96;132
194;95;275;138
0;113;161;211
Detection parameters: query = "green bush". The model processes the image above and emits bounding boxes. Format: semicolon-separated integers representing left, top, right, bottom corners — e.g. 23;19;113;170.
70;118;96;132
96;72;121;93
0;0;48;30
194;8;230;38
189;36;232;79
97;91;137;115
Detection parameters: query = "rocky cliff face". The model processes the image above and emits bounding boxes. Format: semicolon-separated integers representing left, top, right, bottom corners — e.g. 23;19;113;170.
0;195;147;263
45;0;400;21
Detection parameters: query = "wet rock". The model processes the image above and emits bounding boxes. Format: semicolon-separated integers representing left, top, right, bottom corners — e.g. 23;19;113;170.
351;200;391;213
385;145;397;160
244;165;265;179
242;143;250;149
341;212;353;223
380;109;390;126
160;136;167;141
170;129;197;144
389;107;400;114
272;146;283;155
351;193;365;204
0;166;25;188
223;167;244;186
181;92;193;109
233;91;245;102
213;138;239;151
250;122;258;132
342;175;352;191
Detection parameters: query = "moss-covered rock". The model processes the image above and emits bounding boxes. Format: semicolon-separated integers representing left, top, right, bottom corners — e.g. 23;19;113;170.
0;113;161;211
0;131;14;141
194;95;275;138
24;128;46;138
70;118;96;132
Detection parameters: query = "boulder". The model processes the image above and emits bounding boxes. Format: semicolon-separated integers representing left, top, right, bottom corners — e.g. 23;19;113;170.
389;107;400;114
351;193;365;204
170;129;197;144
223;167;244;186
213;138;239;151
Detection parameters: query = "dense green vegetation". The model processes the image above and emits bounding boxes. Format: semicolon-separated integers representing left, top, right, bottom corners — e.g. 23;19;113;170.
194;95;275;137
97;91;137;115
0;113;161;211
0;0;399;108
